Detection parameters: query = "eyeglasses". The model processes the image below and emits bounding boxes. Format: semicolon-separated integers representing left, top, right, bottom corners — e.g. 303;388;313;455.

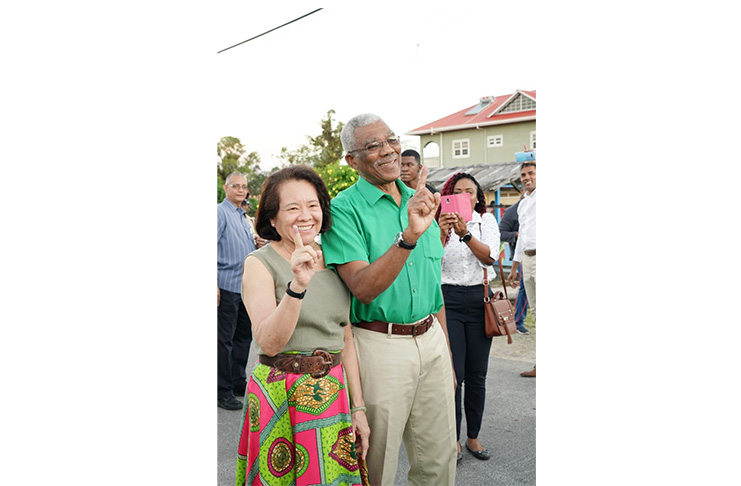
229;184;249;191
349;136;401;154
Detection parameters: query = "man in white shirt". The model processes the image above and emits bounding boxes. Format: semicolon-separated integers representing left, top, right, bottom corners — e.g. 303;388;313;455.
507;161;536;377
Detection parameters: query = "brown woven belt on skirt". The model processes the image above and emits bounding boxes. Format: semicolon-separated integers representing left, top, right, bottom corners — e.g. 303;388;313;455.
524;249;536;256
258;349;339;378
353;314;434;337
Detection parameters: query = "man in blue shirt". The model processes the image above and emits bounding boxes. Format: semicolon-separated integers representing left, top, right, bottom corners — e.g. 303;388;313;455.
217;172;257;410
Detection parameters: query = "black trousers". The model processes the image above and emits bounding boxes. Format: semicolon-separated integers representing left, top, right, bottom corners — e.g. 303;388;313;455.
442;284;493;441
217;288;253;399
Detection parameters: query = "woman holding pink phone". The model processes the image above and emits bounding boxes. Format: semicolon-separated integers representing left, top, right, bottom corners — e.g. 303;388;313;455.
435;172;500;464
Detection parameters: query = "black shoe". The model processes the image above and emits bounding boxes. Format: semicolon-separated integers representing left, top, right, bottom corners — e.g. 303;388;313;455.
457;451;463;464
466;442;490;460
218;396;243;410
233;384;246;397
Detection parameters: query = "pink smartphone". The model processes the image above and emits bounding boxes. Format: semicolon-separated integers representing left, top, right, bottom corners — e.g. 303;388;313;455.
440;193;473;222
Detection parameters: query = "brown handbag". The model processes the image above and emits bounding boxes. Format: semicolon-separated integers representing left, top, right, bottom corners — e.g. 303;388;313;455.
483;259;516;343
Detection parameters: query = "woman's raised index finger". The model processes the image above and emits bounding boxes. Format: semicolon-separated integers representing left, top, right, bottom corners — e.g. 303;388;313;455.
291;224;304;248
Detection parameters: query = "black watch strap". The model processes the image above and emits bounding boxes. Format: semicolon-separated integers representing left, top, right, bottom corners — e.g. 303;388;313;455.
285;280;306;299
395;232;416;250
460;232;472;243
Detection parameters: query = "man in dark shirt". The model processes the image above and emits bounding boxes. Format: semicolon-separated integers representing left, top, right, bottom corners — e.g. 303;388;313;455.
400;149;438;193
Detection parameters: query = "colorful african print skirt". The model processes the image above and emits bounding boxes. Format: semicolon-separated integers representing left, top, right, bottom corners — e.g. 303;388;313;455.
236;362;369;486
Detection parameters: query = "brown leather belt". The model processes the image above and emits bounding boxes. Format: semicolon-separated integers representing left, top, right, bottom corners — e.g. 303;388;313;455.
524;249;536;256
353;314;434;337
259;349;339;378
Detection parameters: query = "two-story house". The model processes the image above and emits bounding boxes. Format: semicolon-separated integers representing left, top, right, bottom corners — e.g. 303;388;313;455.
407;89;536;210
407;89;536;167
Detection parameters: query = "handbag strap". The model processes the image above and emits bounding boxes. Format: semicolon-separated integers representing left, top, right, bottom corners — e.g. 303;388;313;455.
483;267;491;302
497;256;510;301
479;221;509;301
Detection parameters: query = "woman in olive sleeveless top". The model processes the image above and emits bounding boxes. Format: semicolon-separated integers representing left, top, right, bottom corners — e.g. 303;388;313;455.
236;166;369;486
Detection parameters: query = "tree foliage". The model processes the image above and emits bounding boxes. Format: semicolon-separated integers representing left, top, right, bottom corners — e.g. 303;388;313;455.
217;136;261;183
278;110;344;169
218;136;264;204
316;163;359;198
217;110;359;206
217;174;225;203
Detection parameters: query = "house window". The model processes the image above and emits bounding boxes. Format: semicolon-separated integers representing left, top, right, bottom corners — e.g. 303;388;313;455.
452;139;469;158
499;93;536;114
530;131;536;149
488;135;503;147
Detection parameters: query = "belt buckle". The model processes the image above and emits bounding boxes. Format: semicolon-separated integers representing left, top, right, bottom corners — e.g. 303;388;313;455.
412;315;431;337
412;322;421;337
311;349;333;378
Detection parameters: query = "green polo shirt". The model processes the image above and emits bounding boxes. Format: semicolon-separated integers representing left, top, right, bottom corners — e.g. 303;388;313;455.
322;176;444;324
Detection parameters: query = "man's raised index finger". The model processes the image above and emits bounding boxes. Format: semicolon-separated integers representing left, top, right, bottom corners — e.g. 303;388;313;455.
416;166;429;194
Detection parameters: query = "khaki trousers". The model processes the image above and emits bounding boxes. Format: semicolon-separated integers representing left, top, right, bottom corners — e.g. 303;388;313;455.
352;317;457;486
523;253;537;318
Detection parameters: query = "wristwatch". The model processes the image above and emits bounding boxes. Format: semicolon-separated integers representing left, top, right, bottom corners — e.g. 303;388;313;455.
459;232;472;243
285;280;306;299
394;231;416;250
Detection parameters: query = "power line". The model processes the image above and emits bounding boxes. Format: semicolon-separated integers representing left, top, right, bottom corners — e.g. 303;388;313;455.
217;8;323;54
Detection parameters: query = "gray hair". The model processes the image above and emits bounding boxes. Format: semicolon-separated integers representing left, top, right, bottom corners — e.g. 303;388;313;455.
340;113;385;153
225;171;247;185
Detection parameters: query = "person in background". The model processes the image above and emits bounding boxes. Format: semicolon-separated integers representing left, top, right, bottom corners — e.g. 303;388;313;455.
507;161;537;378
241;198;267;249
499;200;530;334
322;113;457;485
217;172;256;410
437;172;500;463
237;165;369;486
400;148;438;193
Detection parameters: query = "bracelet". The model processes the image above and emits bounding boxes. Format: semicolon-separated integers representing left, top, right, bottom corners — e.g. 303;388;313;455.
285;280;306;300
351;406;367;414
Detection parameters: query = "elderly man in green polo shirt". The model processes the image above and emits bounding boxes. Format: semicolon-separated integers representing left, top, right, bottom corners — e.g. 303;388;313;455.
321;113;457;485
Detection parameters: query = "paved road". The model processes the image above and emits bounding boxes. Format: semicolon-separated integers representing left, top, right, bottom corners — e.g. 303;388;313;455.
218;346;536;486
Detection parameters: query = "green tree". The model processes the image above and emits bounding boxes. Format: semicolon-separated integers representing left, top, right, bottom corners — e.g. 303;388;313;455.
277;144;313;167
247;166;280;200
217;136;262;203
278;110;344;169
316;163;359;198
217;136;261;183
217;175;225;203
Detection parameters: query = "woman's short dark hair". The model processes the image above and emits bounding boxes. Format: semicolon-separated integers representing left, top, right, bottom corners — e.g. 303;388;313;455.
254;165;333;241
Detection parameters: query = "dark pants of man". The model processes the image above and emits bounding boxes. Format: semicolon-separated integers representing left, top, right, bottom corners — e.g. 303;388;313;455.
442;284;494;442
217;288;252;400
